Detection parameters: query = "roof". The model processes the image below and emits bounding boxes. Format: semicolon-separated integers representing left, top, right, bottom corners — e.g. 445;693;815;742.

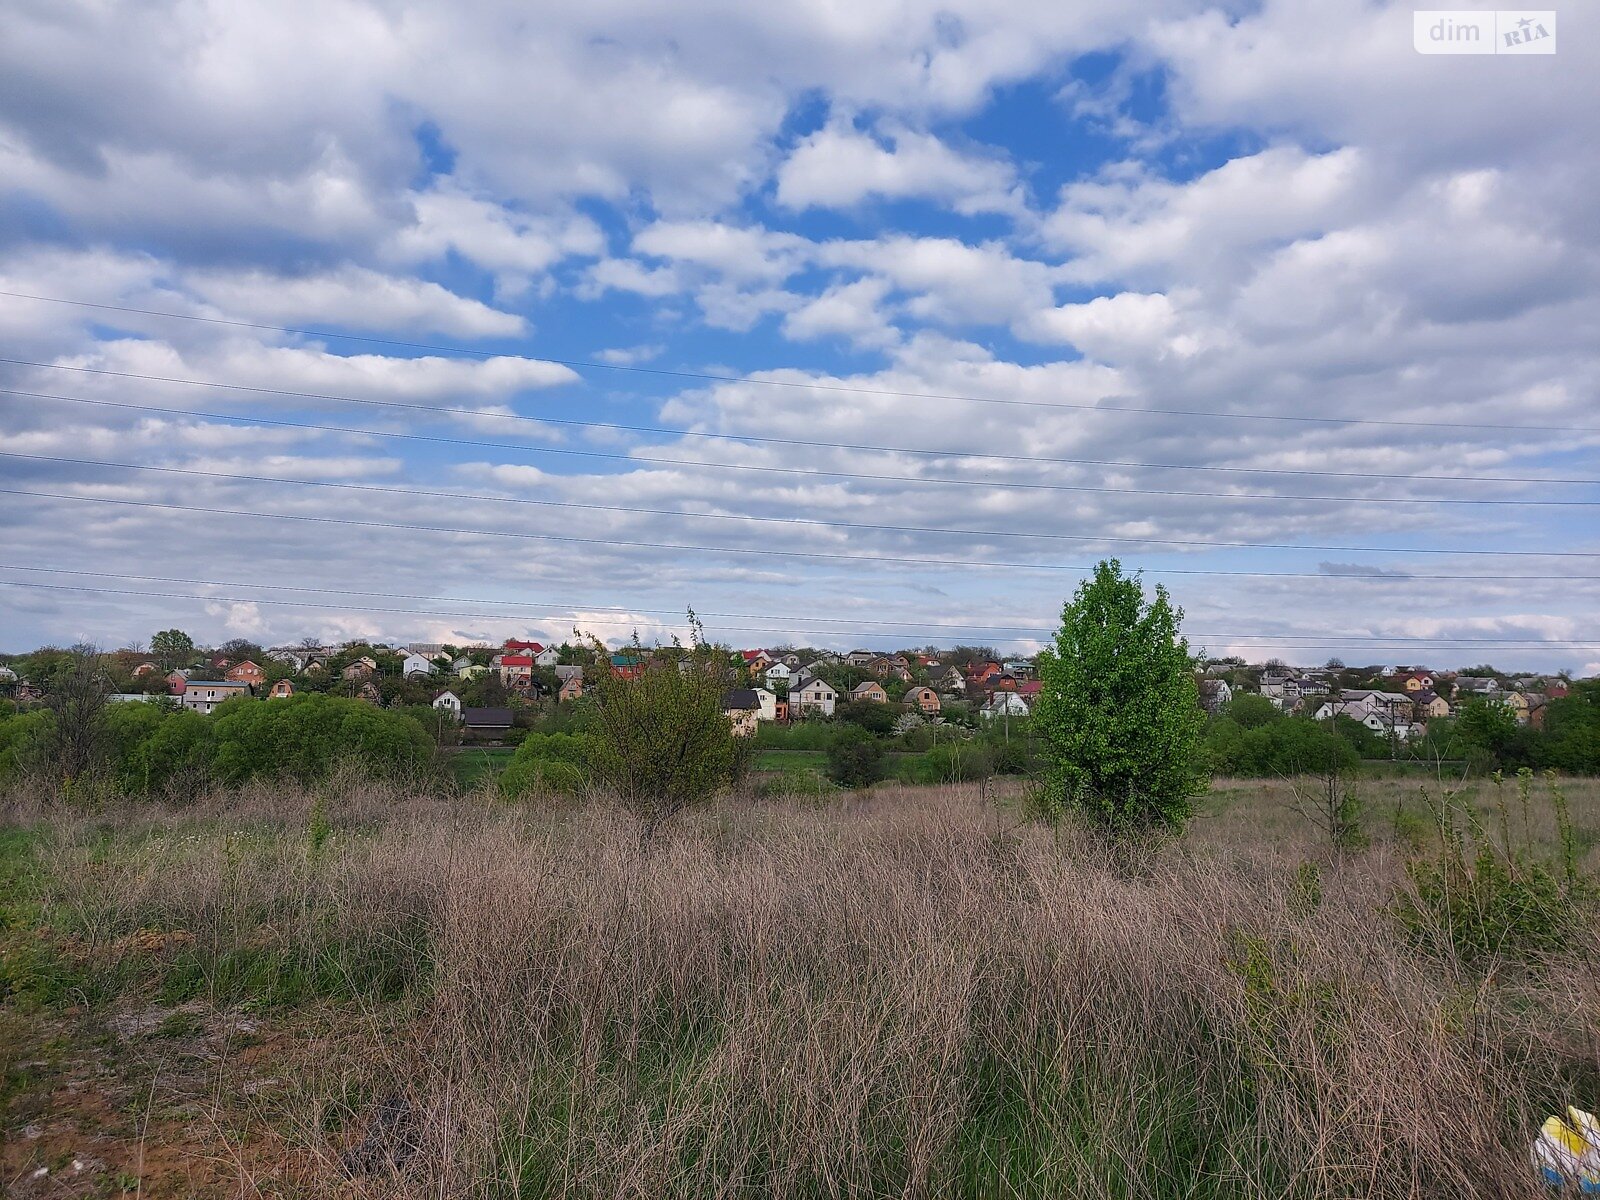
182;680;248;687
500;654;534;667
554;665;583;681
722;688;761;711
503;639;544;653
462;707;514;727
799;678;837;694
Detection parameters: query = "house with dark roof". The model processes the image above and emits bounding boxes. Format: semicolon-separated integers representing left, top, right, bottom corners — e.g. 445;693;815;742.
722;688;762;737
462;707;514;737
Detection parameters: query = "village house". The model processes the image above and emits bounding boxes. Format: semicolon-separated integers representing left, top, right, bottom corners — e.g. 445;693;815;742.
534;646;560;668
722;689;762;737
937;668;966;695
499;654;534;687
1260;673;1300;708
555;665;584;701
1017;679;1043;707
267;679;295;698
180;680;251;714
753;687;778;722
904;686;941;714
401;652;434;678
610;653;645;681
503;639;543;655
851;680;888;703
981;692;1029;720
1197;678;1233;714
1415;691;1451;719
356;681;382;704
765;661;792;687
225;660;264;686
432;690;463;721
165;670;189;695
132;661;158;678
1453;676;1500;697
791;677;837;717
462;707;513;738
341;657;377;680
740;649;773;674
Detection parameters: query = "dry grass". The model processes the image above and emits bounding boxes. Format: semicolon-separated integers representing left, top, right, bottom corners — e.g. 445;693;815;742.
5;776;1600;1197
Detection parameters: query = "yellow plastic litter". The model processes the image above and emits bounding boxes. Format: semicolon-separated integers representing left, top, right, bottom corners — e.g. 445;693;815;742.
1534;1108;1600;1191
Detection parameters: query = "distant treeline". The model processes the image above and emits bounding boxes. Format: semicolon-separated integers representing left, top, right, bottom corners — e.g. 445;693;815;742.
1205;685;1600;776
0;692;434;799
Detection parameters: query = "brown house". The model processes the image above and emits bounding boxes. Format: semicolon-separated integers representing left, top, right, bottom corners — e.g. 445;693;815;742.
904;686;941;714
226;660;265;686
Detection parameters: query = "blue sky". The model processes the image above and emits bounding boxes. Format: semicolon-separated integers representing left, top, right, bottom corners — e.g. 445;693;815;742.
0;0;1596;672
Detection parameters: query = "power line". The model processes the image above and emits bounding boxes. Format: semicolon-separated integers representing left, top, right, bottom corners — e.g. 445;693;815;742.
6;356;1598;488
4;486;1597;580
2;572;1594;647
4;287;1597;435
10;562;1596;643
8;387;1600;511
9;449;1600;561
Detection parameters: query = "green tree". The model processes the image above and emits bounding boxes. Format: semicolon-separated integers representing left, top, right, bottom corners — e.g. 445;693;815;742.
584;622;751;839
1033;560;1208;833
150;629;196;671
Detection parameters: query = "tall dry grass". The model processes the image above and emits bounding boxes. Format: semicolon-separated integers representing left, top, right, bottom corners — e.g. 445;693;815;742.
8;778;1600;1197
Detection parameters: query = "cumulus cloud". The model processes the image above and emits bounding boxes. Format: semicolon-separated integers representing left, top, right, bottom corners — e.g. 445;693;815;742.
1;0;1595;668
182;266;526;337
776;117;1021;213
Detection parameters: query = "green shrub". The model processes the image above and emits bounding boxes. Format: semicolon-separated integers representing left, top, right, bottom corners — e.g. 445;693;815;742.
826;727;887;789
1395;770;1594;961
499;732;593;799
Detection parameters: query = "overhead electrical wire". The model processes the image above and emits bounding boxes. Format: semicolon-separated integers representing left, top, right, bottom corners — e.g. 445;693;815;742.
5;486;1598;581
6;387;1599;511
3;287;1598;434
8;449;1600;561
5;357;1598;488
1;571;1594;647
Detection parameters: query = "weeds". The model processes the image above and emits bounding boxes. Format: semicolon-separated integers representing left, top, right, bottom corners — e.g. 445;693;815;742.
3;778;1598;1197
1396;769;1596;961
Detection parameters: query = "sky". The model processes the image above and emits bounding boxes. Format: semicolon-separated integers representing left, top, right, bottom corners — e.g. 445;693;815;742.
0;1;1596;672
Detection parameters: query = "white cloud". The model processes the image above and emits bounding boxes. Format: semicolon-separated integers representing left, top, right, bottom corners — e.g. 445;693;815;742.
782;277;898;348
183;265;526;337
1022;291;1204;359
595;344;665;366
1043;145;1371;286
776;117;1020;214
386;185;604;282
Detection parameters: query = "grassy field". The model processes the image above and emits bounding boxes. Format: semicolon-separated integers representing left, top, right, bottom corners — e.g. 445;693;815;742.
4;773;1600;1197
448;745;517;788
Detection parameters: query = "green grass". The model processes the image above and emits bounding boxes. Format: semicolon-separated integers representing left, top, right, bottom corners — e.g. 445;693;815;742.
754;749;827;774
451;746;516;787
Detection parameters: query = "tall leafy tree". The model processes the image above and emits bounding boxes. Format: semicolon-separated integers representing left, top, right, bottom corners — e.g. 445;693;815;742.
1034;560;1208;834
150;628;196;671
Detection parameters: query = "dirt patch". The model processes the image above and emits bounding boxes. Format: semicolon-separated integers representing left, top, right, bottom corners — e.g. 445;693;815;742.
2;1000;363;1198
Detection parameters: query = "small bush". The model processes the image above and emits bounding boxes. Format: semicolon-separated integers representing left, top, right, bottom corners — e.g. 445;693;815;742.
1395;770;1595;961
826;727;886;789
